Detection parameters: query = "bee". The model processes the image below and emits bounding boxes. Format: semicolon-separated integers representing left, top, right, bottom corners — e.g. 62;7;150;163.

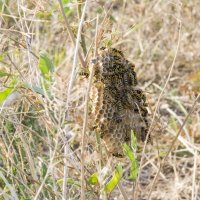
124;131;130;142
141;126;151;143
113;55;122;64
111;48;124;57
103;87;115;103
133;89;146;103
141;127;148;142
123;72;130;86
141;107;148;117
113;111;122;123
78;67;89;78
129;71;137;85
113;152;123;157
123;92;133;109
100;46;106;51
135;90;147;105
116;100;123;114
115;77;124;88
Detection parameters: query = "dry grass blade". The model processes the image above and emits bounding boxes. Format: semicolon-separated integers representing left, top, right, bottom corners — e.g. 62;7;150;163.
80;14;99;200
57;0;85;68
66;0;88;109
60;1;88;197
192;150;198;200
134;21;182;199
1;1;200;199
147;94;200;200
0;171;19;200
117;181;129;200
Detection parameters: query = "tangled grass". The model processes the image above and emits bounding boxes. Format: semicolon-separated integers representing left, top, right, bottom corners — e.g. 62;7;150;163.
0;0;200;199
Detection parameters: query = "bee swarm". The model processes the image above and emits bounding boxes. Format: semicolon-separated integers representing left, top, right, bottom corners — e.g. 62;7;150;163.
89;47;149;156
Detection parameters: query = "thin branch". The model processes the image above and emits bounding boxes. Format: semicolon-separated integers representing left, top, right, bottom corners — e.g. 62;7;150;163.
147;94;200;199
192;150;198;200
81;15;99;200
57;0;85;68
0;171;19;200
134;21;182;199
7;54;25;80
62;144;68;200
9;37;39;59
77;0;87;56
118;181;129;200
66;0;88;110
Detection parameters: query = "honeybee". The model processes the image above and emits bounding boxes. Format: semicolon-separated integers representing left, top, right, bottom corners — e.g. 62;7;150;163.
124;128;130;142
129;71;137;85
100;46;106;51
141;127;148;142
112;48;124;57
78;67;89;78
113;111;122;123
123;72;130;86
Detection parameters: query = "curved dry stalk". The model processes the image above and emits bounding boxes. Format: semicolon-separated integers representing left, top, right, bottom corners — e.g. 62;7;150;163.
60;1;88;198
80;15;99;200
66;0;88;108
77;0;87;56
118;181;129;200
57;0;85;68
147;94;200;199
133;21;182;199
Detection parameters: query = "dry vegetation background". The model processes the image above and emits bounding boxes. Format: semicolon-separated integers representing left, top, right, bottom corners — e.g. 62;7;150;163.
0;0;200;199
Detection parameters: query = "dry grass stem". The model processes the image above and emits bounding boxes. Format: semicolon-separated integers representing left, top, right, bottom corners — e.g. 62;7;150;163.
134;21;182;199
57;0;85;68
1;1;200;199
147;94;200;199
80;14;99;200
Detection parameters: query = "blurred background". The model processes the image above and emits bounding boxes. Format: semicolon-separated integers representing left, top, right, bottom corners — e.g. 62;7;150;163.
0;0;200;199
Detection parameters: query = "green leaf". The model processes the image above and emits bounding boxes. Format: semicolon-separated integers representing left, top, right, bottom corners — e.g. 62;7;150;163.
0;52;7;61
0;70;10;77
123;143;138;180
24;83;45;96
131;130;137;150
57;178;80;187
30;85;45;96
169;116;178;132
62;0;73;15
105;164;123;193
56;179;63;185
36;11;52;20
103;39;112;47
38;51;54;80
88;172;99;185
0;79;18;103
42;163;47;178
0;88;13;102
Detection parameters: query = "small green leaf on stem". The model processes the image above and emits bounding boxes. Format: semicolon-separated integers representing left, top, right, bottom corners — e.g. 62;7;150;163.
88;172;99;185
105;164;123;193
123;143;138;180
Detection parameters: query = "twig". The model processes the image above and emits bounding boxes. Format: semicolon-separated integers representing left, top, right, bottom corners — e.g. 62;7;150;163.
62;144;68;200
81;15;99;200
66;0;88;110
77;0;87;56
192;150;198;200
147;94;200;199
134;21;182;199
0;171;19;200
7;54;25;80
117;181;129;200
9;37;39;59
0;28;34;36
57;0;85;68
34;133;60;200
